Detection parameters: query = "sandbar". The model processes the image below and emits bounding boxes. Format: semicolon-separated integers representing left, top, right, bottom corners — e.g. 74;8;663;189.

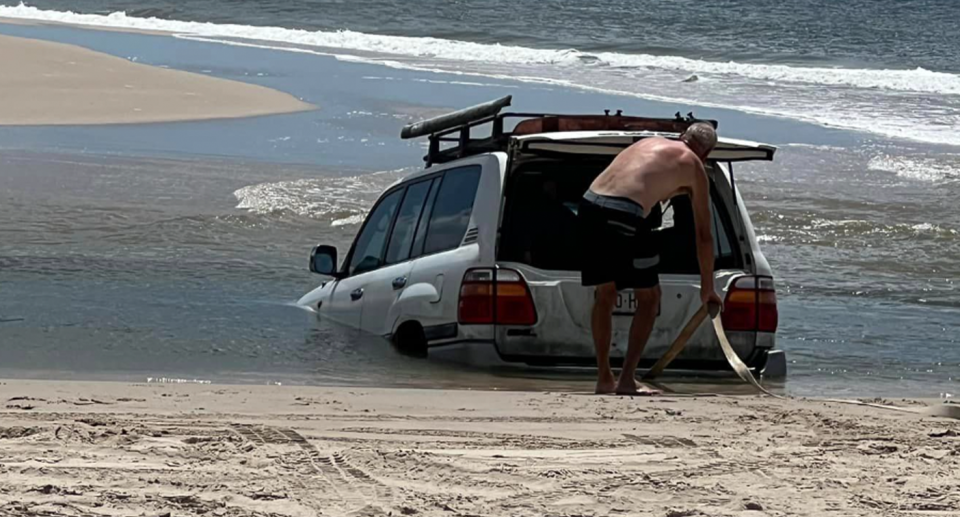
0;34;313;126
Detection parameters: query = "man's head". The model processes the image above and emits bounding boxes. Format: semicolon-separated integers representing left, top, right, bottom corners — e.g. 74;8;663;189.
680;122;717;161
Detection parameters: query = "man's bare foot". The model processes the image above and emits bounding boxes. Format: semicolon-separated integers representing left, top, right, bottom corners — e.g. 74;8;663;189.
615;379;662;396
595;370;617;394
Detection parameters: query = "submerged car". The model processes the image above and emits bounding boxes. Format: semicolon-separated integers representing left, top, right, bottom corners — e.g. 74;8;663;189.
299;96;786;377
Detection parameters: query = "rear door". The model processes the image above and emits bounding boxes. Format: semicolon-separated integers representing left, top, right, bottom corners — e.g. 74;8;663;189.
358;177;437;337
402;154;503;339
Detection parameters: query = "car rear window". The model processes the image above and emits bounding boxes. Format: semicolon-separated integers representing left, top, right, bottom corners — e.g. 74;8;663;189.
421;165;482;255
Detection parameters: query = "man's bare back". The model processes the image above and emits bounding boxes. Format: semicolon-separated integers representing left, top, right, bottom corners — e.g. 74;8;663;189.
588;137;702;214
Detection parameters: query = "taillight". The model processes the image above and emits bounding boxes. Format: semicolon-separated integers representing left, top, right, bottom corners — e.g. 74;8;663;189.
458;268;538;325
721;276;778;333
494;269;538;325
458;269;495;324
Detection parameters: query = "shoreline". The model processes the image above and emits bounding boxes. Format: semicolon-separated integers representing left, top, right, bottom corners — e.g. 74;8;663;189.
1;379;958;516
0;15;174;36
0;33;314;126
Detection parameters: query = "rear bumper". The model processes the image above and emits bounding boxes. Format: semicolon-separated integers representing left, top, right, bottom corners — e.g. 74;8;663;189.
496;349;786;377
495;326;770;365
426;326;785;376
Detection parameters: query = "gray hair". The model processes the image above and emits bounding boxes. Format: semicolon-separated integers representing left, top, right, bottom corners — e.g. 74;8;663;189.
681;122;718;156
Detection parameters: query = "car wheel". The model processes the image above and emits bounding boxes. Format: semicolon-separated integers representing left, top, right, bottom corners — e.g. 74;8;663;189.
393;321;427;358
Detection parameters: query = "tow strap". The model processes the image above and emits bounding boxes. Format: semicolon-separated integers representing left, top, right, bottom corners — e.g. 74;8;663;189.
645;303;960;419
710;314;784;399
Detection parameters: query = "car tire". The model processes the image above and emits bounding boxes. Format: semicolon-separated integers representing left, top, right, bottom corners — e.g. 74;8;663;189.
393;321;427;358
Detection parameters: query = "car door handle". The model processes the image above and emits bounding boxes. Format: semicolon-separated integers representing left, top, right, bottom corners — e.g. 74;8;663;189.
392;276;407;290
350;288;364;301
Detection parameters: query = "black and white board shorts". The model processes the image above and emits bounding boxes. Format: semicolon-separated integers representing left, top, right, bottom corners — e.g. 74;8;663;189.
578;190;662;290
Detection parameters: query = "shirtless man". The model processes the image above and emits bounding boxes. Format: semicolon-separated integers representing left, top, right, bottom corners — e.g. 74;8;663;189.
578;122;723;395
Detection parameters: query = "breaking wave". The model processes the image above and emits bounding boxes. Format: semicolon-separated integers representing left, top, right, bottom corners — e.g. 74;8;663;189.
3;3;959;146
5;3;959;95
232;169;408;223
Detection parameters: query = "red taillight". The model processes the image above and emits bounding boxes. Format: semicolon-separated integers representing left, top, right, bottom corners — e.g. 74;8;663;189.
458;268;538;326
458;269;495;324
494;269;538;325
721;276;778;332
757;289;778;333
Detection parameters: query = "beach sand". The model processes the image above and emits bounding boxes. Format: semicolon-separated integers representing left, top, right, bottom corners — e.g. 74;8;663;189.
0;34;313;125
1;380;957;516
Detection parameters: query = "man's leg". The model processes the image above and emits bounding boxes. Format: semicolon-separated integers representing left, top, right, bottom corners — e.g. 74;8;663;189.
615;286;661;395
591;282;618;394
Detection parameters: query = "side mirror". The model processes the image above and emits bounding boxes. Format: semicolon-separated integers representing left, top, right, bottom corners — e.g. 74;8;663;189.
309;245;340;277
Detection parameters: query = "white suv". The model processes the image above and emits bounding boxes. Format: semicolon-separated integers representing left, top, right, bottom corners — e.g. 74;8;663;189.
298;96;786;377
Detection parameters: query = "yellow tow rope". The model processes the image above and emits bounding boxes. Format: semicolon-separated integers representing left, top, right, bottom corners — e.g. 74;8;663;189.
645;303;959;420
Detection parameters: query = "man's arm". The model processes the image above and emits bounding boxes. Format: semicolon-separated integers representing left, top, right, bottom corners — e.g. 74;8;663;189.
689;161;721;307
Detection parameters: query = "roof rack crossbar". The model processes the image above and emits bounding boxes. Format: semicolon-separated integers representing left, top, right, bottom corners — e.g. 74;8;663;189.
426;112;716;140
404;105;732;165
400;95;513;140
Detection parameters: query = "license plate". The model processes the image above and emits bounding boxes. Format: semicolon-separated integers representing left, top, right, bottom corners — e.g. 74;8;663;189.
614;292;637;314
593;290;661;316
612;291;661;316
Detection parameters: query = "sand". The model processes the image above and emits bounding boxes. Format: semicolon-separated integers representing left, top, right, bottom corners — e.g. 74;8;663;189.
0;34;313;125
1;380;958;517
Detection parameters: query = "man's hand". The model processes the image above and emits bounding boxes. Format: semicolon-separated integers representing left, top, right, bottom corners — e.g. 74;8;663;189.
702;290;723;317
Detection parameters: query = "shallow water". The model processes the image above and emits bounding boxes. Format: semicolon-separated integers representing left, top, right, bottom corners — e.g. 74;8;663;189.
0;20;957;398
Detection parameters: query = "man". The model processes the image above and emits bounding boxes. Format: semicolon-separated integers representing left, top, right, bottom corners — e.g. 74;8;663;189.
578;122;723;395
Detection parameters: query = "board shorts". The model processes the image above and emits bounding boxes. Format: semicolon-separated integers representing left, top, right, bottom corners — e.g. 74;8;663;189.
578;190;662;290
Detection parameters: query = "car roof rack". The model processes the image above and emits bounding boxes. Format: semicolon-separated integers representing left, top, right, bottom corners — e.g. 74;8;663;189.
399;95;718;166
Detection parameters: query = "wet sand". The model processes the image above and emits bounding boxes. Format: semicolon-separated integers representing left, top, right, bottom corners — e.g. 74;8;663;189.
0;34;313;125
1;379;958;516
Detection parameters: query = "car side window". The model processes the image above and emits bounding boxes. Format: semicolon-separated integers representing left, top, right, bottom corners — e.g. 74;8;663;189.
384;179;434;265
712;202;734;260
347;188;403;276
422;165;482;255
410;174;441;259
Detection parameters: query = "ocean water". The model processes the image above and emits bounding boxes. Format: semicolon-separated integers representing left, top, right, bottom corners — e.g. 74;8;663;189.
0;3;958;397
3;1;959;146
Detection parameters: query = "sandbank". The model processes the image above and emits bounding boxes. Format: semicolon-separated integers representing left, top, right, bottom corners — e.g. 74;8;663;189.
0;34;313;126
